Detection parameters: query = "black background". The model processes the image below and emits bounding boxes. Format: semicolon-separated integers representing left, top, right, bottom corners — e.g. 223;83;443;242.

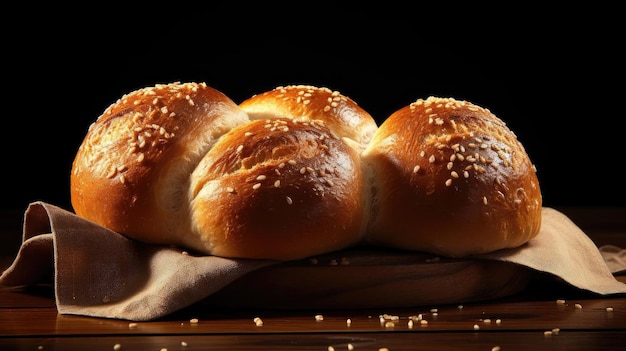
4;4;624;212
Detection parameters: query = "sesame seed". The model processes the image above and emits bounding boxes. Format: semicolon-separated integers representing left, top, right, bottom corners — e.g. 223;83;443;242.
315;314;324;321
413;165;420;173
445;179;452;186
286;196;293;205
252;183;261;190
106;168;117;179
256;175;266;181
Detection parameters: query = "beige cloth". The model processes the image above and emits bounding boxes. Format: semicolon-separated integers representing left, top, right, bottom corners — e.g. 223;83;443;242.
1;202;625;321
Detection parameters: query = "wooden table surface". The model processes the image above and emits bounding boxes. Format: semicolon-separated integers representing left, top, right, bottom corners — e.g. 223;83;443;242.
1;207;625;351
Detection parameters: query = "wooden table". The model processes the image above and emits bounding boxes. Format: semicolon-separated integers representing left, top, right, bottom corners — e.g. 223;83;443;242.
1;207;625;351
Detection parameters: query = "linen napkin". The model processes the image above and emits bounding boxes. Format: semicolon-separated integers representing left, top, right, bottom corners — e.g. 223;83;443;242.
1;202;625;321
0;202;276;321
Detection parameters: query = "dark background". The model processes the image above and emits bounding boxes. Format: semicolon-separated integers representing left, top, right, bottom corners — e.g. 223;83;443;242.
4;4;624;213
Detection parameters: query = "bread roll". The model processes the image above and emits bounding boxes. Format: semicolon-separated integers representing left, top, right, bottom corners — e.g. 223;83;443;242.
71;82;370;260
71;82;251;253
239;85;378;152
189;117;366;260
361;96;542;258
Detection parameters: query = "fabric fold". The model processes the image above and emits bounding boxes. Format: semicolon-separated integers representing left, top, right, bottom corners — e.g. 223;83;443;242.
1;202;276;321
476;207;626;295
1;202;625;321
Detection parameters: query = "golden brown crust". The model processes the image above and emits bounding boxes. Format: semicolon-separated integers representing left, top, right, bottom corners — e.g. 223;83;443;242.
72;83;541;261
239;85;378;152
361;96;542;257
70;82;251;248
188;117;366;260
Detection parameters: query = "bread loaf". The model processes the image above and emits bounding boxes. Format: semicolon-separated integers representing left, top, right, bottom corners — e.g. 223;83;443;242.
361;96;542;257
71;82;541;260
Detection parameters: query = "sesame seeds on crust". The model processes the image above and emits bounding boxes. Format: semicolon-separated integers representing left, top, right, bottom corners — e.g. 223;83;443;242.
405;96;534;195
